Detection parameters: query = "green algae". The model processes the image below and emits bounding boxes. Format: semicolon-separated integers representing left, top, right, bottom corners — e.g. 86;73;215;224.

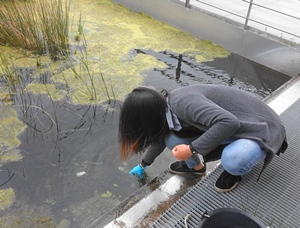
0;104;26;153
0;104;26;168
57;219;70;228
0;188;15;211
0;46;52;72
26;83;65;101
0;149;23;167
51;52;167;104
0;209;56;228
0;92;12;103
101;190;112;198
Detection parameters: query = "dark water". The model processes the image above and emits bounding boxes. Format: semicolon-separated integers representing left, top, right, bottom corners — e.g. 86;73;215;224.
0;50;290;227
143;49;290;97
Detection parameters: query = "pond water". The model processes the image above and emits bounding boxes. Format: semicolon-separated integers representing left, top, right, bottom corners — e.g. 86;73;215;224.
0;0;290;227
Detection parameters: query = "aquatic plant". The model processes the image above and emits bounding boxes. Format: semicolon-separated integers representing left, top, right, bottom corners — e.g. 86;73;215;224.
0;53;19;94
67;52;98;101
74;12;85;42
0;0;70;60
59;39;115;104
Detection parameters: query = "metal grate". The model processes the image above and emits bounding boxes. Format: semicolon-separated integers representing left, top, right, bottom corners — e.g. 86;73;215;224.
151;98;300;228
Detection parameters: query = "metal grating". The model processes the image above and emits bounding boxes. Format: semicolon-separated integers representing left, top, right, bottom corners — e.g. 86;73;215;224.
151;98;300;228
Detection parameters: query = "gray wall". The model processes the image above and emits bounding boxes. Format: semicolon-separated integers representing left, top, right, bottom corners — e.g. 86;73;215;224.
113;0;300;77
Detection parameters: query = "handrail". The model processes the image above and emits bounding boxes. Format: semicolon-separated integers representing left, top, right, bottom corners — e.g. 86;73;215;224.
243;0;300;21
185;0;300;40
244;0;253;30
242;0;300;39
185;0;190;7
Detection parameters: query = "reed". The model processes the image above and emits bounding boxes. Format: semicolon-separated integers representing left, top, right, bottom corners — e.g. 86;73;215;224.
68;51;98;101
0;0;70;60
0;53;19;94
75;13;85;42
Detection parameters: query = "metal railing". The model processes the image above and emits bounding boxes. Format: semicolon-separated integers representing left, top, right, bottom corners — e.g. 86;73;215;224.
185;0;300;40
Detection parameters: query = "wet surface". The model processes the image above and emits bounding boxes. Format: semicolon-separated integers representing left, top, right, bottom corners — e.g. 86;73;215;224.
0;0;291;227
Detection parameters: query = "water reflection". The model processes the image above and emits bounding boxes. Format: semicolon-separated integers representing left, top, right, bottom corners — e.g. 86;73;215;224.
1;85;126;226
142;49;290;98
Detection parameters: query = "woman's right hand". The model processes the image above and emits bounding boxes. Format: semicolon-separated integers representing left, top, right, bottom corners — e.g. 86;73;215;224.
129;164;146;178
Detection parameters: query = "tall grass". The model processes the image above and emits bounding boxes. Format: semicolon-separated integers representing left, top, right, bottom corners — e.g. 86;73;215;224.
0;0;70;60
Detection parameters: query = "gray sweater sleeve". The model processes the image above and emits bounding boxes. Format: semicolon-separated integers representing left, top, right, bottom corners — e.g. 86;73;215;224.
173;96;240;156
141;134;166;166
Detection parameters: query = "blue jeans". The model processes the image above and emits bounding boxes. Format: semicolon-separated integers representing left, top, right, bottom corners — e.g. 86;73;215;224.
165;132;266;176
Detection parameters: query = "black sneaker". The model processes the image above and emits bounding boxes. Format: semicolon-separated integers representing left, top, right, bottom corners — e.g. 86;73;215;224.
169;161;206;175
215;170;242;193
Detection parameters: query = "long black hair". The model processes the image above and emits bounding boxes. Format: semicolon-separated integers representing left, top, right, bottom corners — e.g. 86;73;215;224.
119;87;168;159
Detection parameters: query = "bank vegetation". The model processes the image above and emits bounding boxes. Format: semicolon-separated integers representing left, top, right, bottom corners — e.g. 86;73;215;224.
0;0;70;60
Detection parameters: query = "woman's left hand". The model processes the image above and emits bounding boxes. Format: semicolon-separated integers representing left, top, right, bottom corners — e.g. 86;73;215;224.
172;144;192;161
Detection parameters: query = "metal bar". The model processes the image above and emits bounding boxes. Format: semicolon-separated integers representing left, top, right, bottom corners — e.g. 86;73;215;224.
246;18;300;39
185;0;190;8
243;0;300;21
195;0;299;40
195;0;246;20
244;0;254;30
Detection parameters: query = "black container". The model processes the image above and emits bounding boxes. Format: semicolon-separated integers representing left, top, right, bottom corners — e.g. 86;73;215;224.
198;208;266;228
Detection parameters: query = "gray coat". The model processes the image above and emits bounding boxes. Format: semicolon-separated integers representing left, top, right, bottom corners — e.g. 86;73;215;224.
142;84;287;175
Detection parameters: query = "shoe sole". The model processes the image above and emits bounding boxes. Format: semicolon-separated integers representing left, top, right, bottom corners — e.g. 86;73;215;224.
168;165;206;176
214;181;239;193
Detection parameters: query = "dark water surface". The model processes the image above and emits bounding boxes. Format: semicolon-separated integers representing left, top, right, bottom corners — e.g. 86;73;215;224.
143;49;290;96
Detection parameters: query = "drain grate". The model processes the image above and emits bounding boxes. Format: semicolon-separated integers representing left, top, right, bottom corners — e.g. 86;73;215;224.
151;99;300;228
